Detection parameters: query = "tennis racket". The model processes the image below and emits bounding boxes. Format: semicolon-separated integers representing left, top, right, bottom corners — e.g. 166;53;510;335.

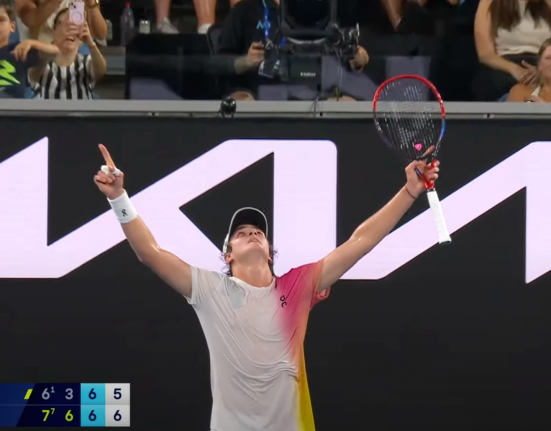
373;74;451;245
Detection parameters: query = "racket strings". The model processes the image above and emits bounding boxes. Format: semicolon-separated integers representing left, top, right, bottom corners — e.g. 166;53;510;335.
374;78;443;164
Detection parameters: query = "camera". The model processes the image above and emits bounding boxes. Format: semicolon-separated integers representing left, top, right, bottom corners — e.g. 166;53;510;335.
256;0;360;83
258;26;360;83
329;23;360;61
259;40;286;80
219;96;237;118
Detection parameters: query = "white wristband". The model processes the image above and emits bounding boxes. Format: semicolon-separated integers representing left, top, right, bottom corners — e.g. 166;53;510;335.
107;190;138;224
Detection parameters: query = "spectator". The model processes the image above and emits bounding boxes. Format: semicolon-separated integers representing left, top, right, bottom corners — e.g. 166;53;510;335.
217;0;370;101
154;0;178;33
193;0;242;34
15;0;107;45
428;0;481;101
507;36;551;101
472;0;551;101
153;0;244;34
29;7;105;99
379;0;459;35
0;0;58;98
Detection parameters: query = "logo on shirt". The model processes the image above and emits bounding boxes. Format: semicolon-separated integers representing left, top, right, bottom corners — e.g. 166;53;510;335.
0;60;20;87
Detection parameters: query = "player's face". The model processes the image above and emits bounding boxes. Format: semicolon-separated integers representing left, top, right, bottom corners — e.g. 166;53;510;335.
0;9;15;45
228;224;270;263
540;47;551;81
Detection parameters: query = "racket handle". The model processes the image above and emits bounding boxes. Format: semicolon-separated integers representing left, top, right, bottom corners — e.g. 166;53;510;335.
426;189;452;245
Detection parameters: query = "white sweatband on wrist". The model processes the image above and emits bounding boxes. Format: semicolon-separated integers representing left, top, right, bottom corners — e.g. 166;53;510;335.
107;190;138;224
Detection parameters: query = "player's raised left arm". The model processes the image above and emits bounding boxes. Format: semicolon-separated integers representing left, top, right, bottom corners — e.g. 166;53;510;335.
317;158;440;291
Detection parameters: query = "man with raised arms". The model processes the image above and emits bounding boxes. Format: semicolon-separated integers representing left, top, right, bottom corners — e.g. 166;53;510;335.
93;143;439;431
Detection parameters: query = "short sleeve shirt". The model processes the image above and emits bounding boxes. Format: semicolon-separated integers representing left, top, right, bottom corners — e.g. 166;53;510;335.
186;262;330;431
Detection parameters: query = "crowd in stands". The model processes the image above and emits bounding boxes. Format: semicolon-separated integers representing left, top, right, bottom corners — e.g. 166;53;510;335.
2;0;551;102
0;0;106;98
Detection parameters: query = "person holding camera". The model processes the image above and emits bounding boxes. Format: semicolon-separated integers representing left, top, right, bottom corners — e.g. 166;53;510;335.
217;0;372;101
28;7;105;99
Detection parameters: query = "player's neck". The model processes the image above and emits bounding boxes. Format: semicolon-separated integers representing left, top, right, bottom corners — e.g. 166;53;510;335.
232;264;273;287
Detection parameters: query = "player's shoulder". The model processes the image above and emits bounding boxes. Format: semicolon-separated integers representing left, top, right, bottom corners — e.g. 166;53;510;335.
192;266;230;288
187;266;231;304
277;262;322;282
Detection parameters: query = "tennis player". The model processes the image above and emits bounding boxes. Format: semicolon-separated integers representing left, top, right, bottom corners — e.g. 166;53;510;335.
94;143;440;431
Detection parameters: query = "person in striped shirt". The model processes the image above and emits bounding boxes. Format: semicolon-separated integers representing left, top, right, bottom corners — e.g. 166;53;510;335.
29;6;105;99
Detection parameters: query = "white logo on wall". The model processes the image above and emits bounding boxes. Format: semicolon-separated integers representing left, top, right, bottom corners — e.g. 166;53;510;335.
1;139;551;284
0;138;338;278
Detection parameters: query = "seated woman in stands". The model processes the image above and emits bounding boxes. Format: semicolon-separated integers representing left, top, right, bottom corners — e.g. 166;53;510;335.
29;7;105;99
472;0;551;101
507;36;551;101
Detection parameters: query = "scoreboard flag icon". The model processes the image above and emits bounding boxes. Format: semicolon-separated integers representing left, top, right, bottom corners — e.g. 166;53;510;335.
0;383;130;427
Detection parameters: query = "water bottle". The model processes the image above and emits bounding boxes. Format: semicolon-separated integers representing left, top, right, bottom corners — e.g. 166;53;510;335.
139;19;151;34
120;2;135;46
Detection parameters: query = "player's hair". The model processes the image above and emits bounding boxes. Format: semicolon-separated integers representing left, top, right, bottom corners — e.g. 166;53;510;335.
221;243;278;277
0;0;15;22
490;0;551;37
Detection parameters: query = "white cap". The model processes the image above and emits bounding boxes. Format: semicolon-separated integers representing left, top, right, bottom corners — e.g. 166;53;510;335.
222;207;268;253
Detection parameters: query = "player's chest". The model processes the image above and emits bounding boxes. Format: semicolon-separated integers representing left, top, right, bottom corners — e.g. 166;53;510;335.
226;289;282;334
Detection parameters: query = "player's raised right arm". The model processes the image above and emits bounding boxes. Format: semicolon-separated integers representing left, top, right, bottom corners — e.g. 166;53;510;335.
94;144;192;298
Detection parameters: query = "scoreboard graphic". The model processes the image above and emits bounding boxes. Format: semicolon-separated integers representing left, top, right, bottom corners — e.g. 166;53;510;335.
0;384;130;427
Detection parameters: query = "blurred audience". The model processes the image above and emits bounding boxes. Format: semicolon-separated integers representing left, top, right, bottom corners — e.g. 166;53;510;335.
507;36;551;101
380;0;459;34
29;7;105;98
0;0;58;98
472;0;551;101
218;0;370;101
194;0;241;33
154;0;178;33
15;0;106;44
154;0;243;34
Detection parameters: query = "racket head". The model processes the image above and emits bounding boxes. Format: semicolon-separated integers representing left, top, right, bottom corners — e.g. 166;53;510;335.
373;75;446;167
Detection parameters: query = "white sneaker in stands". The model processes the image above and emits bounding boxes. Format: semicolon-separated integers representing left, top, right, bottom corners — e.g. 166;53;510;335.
156;18;178;34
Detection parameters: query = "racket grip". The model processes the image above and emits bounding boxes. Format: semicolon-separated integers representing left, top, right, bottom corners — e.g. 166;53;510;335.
426;190;452;245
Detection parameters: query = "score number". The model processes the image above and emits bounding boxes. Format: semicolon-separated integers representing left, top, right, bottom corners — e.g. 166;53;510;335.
41;407;74;422
87;409;122;422
87;388;122;400
81;384;130;426
87;387;123;422
41;386;74;400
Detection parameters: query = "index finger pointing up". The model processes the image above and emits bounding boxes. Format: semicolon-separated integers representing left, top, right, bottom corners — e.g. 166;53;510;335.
98;144;115;168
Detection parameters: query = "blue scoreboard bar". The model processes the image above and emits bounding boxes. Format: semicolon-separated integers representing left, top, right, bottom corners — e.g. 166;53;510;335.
0;384;130;427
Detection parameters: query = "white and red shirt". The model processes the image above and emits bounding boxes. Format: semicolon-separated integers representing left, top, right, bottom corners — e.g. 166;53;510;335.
185;262;330;431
